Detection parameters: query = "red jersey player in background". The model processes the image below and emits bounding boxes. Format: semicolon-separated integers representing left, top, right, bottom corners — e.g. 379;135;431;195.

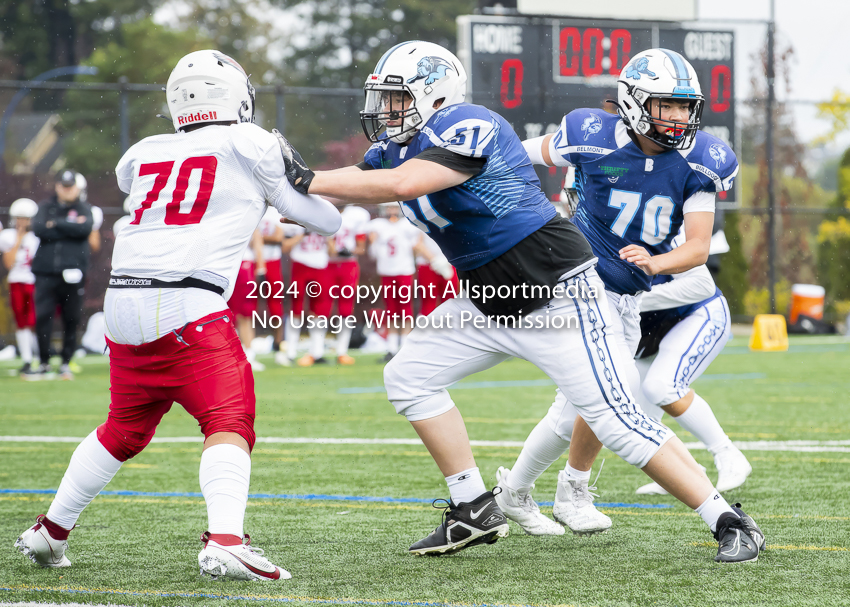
0;198;40;375
328;204;371;364
14;50;341;580
368;202;438;361
281;223;335;366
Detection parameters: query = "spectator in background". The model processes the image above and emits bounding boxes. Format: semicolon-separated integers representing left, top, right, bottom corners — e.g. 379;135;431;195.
0;198;40;375
75;173;103;254
328;205;371;365
28;170;93;380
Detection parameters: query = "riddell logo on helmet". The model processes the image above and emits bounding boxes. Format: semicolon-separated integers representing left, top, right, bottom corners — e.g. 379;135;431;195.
177;110;218;125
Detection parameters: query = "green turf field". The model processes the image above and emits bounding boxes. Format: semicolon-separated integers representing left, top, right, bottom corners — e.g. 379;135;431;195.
1;335;849;607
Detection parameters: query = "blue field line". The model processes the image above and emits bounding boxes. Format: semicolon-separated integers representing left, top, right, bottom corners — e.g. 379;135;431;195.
0;585;558;607
0;488;672;509
338;372;764;394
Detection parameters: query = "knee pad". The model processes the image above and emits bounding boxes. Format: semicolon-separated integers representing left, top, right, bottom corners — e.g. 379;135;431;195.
383;357;455;421
97;421;154;462
578;403;672;468
640;370;679;408
544;390;579;441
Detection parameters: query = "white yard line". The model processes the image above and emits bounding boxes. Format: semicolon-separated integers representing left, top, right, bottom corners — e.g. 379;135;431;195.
2;436;850;452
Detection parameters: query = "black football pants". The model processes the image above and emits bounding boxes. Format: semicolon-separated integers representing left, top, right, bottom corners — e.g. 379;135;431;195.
34;273;85;365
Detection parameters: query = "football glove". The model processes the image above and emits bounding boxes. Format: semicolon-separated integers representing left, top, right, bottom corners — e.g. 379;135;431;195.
273;128;314;195
430;256;455;281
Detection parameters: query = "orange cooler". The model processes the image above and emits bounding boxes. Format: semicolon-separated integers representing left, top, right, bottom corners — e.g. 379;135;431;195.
789;284;825;324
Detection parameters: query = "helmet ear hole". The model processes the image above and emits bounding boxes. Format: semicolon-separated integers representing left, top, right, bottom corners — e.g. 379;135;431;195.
433;97;446;110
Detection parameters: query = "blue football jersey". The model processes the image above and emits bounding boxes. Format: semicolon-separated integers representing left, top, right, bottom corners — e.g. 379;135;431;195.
551;109;738;294
362;103;556;271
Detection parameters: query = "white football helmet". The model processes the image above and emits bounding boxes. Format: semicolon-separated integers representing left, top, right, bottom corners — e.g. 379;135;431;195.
75;172;88;203
9;198;38;227
616;48;704;150
361;41;467;144
166;50;255;132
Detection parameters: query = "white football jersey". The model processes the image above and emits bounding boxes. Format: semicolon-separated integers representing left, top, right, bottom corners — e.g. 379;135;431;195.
114;122;308;299
259;206;283;262
0;229;39;284
91;205;104;231
285;223;330;269
368;218;420;276
112;215;131;239
332;205;371;260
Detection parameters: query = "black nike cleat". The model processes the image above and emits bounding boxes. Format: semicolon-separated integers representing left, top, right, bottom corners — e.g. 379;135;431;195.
731;503;766;552
714;507;762;563
409;490;510;556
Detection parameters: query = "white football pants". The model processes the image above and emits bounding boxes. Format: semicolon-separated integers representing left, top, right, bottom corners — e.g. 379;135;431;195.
636;295;732;421
384;268;671;468
543;287;643;444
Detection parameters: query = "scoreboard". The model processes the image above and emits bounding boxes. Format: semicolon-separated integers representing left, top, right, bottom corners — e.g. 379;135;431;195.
457;15;737;204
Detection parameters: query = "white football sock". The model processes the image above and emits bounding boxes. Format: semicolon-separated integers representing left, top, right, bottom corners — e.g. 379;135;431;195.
336;322;353;356
696;489;734;532
46;430;123;530
564;462;592;481
673;393;732;454
387;332;400;355
507;419;569;492
199;444;251;537
286;316;300;359
309;325;326;359
445;467;487;505
16;328;33;363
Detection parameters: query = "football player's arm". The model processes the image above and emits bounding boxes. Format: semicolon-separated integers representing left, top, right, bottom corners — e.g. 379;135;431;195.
1;233;18;270
522;134;558;167
620;212;714;276
281;232;304;254
274;187;341;236
307;159;472;205
263;224;284;245
640;265;717;312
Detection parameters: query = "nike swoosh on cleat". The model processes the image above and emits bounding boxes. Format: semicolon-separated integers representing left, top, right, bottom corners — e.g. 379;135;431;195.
470;501;492;520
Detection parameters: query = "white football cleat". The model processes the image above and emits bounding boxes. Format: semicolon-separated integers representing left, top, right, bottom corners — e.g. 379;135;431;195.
198;533;290;581
494;467;565;536
15;515;71;568
553;470;612;536
714;445;753;492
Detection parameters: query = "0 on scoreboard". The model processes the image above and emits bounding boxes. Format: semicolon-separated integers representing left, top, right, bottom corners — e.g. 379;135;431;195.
457;15;737;205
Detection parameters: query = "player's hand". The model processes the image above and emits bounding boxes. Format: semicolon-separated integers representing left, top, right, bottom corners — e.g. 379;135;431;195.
430;256;455;280
272;128;314;195
619;244;659;276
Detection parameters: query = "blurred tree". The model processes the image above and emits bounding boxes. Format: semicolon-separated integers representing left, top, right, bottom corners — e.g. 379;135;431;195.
0;0;163;79
278;0;476;89
816;147;850;315
714;210;749;316
61;18;212;178
738;40;818;302
813;90;850;147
